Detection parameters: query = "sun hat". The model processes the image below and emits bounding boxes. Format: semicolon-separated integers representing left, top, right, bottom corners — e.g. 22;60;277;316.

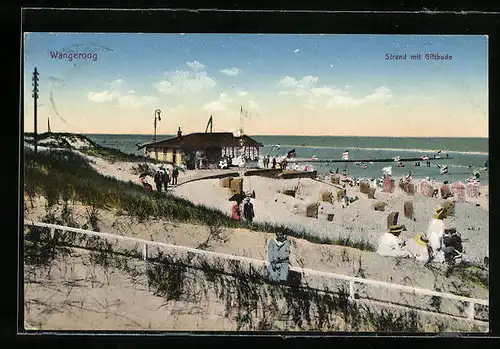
413;233;429;247
434;207;445;219
389;225;404;234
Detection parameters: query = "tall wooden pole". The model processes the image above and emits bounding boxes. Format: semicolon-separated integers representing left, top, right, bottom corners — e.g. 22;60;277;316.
32;67;39;153
154;109;161;142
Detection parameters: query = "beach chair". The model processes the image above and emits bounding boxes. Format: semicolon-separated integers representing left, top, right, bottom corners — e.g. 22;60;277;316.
451;181;466;202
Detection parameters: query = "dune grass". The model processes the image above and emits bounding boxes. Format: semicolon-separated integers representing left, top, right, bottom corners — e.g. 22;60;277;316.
24;143;375;251
24;132;151;163
24;222;484;332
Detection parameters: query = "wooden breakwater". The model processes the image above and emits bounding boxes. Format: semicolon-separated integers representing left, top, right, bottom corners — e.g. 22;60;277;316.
288;157;453;164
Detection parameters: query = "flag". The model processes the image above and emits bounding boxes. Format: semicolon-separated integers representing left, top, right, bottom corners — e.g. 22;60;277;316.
342;151;349;160
287;149;296;158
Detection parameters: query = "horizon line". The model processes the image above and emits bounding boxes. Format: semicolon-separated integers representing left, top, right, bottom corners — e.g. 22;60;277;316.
23;131;489;139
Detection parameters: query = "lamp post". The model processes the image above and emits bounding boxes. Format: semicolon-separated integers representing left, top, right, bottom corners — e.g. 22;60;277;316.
154;109;161;142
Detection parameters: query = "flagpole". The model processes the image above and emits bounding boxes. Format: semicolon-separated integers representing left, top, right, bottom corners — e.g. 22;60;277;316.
154;109;161;142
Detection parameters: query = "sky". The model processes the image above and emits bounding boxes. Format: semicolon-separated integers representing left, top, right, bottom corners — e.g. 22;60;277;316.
23;33;488;137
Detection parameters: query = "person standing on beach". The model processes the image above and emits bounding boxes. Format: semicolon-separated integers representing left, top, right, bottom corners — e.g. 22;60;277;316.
267;231;291;283
162;168;170;192
425;207;447;264
232;200;242;221
154;170;162;193
172;165;179;185
272;157;277;169
281;157;288;171
243;197;255;223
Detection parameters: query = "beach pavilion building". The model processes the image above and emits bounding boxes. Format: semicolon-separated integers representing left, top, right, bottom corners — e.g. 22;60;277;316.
138;129;262;169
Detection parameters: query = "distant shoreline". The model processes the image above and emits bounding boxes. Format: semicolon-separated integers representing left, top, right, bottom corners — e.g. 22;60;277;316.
23;132;488;139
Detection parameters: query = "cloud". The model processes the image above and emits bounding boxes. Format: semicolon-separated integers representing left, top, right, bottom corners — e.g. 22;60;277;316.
278;75;394;110
326;86;394;109
279;75;319;90
363;86;393;103
117;94;158;108
154;61;217;94
168;105;185;113
325;95;362;108
236;90;248;97
203;93;232;113
294;49;300;53
87;79;157;108
248;100;259;110
87;89;119;103
87;78;122;102
186;60;205;71
220;67;240;76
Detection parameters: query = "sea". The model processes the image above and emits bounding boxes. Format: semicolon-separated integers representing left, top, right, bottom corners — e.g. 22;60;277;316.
85;134;489;185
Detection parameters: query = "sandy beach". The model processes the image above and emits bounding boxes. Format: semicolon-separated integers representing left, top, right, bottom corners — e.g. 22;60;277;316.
66;146;488;265
24;195;488;331
23;139;489;331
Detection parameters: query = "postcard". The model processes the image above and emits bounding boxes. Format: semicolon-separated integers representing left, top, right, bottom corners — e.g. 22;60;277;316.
22;32;489;333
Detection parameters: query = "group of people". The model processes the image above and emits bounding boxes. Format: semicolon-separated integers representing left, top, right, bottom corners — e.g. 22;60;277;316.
263;155;278;169
377;207;464;266
232;196;255;223
152;165;179;193
262;155;290;171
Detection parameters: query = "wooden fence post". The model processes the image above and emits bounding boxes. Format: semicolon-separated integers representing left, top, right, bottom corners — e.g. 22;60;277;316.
349;280;355;301
467;302;475;320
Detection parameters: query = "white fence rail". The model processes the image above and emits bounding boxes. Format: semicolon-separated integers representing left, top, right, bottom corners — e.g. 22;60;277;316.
23;221;489;324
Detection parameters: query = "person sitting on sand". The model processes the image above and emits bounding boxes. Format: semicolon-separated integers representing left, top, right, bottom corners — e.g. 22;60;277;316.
243;197;255;223
442;228;463;265
377;225;411;258
267;231;291;283
232;201;242;221
403;233;431;262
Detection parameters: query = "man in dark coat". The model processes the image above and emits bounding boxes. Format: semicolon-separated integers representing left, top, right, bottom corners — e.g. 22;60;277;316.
154;171;162;192
243;197;255;223
172;165;179;185
161;169;170;192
